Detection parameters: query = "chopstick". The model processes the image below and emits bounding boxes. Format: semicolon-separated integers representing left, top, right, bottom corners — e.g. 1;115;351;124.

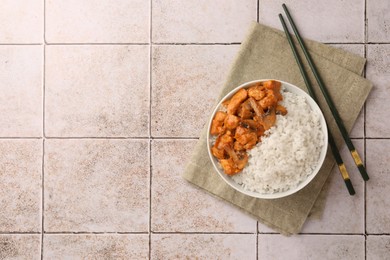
278;14;355;195
281;4;369;182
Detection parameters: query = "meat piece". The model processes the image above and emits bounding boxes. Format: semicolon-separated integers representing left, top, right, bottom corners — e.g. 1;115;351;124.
234;126;258;150
216;130;234;150
241;119;265;138
233;141;245;151
222;99;230;108
211;146;225;159
248;85;266;100
263;80;281;91
224;114;240;130
220;147;249;175
276;104;288;115
237;99;253;119
219;158;238;175
255;107;276;131
212;130;233;161
259;91;278;109
210;111;227;135
235;151;248;170
227;88;248;115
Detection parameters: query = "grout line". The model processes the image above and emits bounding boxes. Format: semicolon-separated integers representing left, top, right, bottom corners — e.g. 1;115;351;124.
152;42;242;45
325;42;390;45
256;223;259;260
44;232;149;235
43;0;46;44
43;30;46;139
364;0;368;258
45;42;149;45
149;139;153;259
0;232;41;235
257;0;260;22
149;1;153;259
151;137;199;140
44;136;150;140
0;137;43;139
2;136;389;140
40;140;45;259
0;43;42;45
1;42;388;47
366;42;390;44
41;2;46;258
151;231;256;235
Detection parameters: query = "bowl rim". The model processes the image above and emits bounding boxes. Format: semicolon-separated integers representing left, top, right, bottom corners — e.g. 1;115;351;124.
207;79;328;199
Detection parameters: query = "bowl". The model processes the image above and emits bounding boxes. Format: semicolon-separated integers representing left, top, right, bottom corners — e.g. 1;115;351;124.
207;79;328;199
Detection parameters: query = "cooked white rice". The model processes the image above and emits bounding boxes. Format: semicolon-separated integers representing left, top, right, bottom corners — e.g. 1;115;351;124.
232;90;324;194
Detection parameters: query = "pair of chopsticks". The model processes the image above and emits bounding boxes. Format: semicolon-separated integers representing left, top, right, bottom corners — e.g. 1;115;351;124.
279;4;369;195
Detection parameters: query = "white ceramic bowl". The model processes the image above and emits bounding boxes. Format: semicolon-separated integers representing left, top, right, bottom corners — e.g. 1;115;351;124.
207;79;328;199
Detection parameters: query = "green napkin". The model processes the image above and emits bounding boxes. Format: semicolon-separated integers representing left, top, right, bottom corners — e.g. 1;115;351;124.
182;22;372;235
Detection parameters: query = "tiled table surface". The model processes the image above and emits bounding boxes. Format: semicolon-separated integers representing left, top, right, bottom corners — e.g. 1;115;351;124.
0;0;389;259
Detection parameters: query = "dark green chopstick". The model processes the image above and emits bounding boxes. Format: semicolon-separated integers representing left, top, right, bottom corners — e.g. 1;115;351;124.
281;4;369;181
279;14;355;195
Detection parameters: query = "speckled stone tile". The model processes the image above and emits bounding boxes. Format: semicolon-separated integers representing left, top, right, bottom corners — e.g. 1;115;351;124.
0;0;42;43
45;45;149;137
151;45;239;137
46;0;149;43
366;235;390;260
44;234;149;259
0;235;41;259
258;234;365;259
366;139;390;234
44;139;149;232
151;140;256;232
0;46;42;137
367;0;390;42
0;140;42;232
329;44;365;138
301;140;364;233
151;234;256;260
259;0;364;43
152;0;256;43
366;44;390;138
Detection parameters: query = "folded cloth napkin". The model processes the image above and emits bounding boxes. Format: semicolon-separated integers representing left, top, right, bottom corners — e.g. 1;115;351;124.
182;22;372;235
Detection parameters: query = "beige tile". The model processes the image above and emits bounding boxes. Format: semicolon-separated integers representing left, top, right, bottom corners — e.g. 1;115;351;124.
0;46;42;137
366;45;390;137
329;44;365;138
301;141;364;233
0;140;42;232
46;0;149;43
152;0;256;43
0;235;41;259
44;234;148;259
366;139;390;233
367;0;390;42
45;45;149;137
0;0;43;43
44;139;149;232
151;140;256;232
367;235;390;260
151;45;239;137
258;234;364;259
151;234;256;260
259;0;364;43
